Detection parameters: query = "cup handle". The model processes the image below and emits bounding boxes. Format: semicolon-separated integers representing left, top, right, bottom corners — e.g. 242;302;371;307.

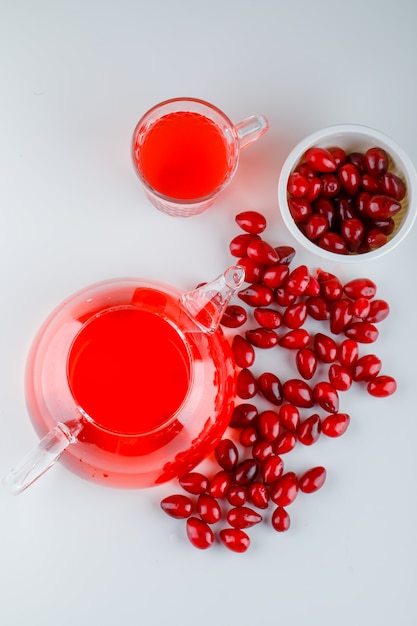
3;422;78;495
236;114;269;151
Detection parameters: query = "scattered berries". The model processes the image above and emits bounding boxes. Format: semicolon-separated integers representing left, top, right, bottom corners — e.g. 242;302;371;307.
160;211;397;552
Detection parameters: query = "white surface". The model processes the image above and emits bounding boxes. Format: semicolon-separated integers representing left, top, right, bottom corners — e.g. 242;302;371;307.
1;1;416;625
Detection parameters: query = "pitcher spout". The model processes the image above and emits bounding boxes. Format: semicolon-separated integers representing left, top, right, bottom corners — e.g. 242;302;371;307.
181;265;245;334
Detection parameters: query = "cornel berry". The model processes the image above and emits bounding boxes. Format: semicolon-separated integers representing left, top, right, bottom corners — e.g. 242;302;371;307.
160;211;397;552
286;145;407;254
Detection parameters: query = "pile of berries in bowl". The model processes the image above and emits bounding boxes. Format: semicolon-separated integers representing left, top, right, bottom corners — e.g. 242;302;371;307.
277;124;417;261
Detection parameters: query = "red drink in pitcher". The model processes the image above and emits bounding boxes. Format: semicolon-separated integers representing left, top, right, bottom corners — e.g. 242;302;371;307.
21;277;238;490
67;307;192;436
134;111;230;200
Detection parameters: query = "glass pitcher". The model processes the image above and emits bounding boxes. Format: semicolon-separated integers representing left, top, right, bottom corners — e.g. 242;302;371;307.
4;266;245;494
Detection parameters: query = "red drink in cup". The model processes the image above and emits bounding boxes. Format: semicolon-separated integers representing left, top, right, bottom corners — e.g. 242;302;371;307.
132;98;268;216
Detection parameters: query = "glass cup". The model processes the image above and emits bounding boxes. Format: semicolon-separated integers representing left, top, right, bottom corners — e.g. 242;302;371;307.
131;97;269;217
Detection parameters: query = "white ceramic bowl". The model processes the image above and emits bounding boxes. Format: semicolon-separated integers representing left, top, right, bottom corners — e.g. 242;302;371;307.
277;124;417;262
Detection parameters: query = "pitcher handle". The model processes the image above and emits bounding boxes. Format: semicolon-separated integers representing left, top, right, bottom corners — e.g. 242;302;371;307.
236;114;269;151
3;423;77;495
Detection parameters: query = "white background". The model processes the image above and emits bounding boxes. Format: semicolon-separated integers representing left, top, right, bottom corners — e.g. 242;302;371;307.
1;1;416;624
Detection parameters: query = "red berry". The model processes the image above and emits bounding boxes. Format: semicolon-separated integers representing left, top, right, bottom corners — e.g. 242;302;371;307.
257;372;283;405
365;229;387;250
227;506;262;529
304;274;321;297
344;321;379;343
344;277;377;299
361;173;382;193
196;494;222;524
270;471;299;506
279;328;311;350
341;218;365;252
306;295;331;320
366;299;390;323
227;485;249;507
236;257;263;283
305;214;328;240
320;173;340;197
314;196;336;229
233;459;259;485
279;404;301;432
305;176;322;202
338;163;360;195
287;171;309;197
380;172;406;201
221;305;247;328
257;410;281;442
247;238;280;266
252;440;274;461
238;284;273;307
313;381;339;413
231;335;255;368
295;163;315;178
208;471;232;498
297;413;321;445
248;482;270;509
160;494;194;519
351;297;371;319
253;307;283;329
321;413;350;437
235;211;267;234
351;354;382;382
262;263;290;288
296;347;318;380
373;218;395;235
283;379;314;408
355;191;371;216
318;232;348;254
314;333;338;362
215;439;239;471
283;302;308;328
236;368;257;399
318;271;343;301
274;432;297;454
275;245;296;265
261;455;284;484
328;146;347;167
298;466;327;493
246;328;279;349
239;426;259;447
367;375;397;397
229;233;260;257
364;147;389;178
328;364;352;391
271;506;291;532
288;197;312;223
219;528;251;553
179;472;209;495
338;339;359;368
330;299;353;334
286;264;310;295
335;198;357;225
347;151;366;172
304;147;337;172
275;287;297;307
186;517;214;549
229;403;258;428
